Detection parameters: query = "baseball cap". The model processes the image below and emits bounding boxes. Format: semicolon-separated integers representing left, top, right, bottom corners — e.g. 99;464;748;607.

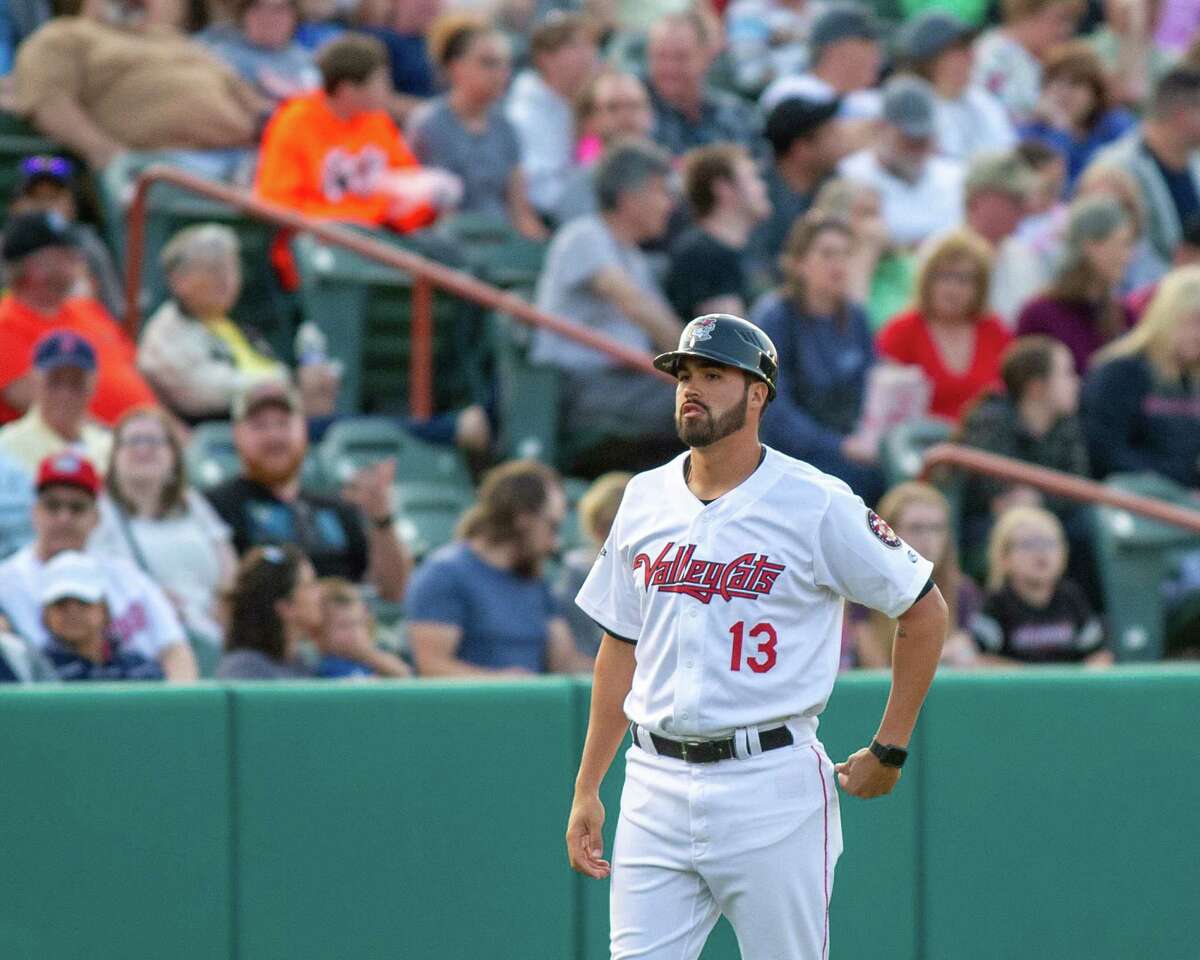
882;75;936;139
2;211;82;262
40;550;107;606
810;3;880;58
895;10;975;64
965;150;1037;199
36;451;101;497
765;95;842;154
33;330;97;373
18;155;75;194
232;376;303;421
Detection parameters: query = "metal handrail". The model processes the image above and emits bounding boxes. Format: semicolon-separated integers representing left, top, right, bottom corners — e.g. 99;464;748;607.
123;165;664;418
921;443;1200;534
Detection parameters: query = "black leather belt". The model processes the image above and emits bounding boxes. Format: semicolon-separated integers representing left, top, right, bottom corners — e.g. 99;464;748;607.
630;722;794;764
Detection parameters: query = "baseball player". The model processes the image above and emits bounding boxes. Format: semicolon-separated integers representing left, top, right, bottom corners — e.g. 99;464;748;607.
565;314;948;959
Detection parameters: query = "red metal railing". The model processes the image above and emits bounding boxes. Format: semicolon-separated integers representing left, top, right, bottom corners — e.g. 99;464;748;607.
921;443;1200;534
123;166;665;419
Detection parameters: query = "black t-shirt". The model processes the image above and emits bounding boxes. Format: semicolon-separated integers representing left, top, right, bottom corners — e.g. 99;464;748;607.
206;477;370;582
970;579;1103;663
664;228;749;320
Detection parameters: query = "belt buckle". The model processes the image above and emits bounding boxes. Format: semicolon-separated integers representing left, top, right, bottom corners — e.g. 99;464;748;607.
679;739;716;763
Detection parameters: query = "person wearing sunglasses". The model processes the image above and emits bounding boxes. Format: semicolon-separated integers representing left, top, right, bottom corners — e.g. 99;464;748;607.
0;452;198;681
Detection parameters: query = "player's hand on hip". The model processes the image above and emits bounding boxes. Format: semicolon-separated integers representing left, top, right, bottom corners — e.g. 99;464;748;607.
835;747;901;799
566;793;611;879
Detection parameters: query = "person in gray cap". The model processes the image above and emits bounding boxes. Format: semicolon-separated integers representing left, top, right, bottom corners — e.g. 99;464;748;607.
839;74;966;249
896;10;1016;162
759;1;883;142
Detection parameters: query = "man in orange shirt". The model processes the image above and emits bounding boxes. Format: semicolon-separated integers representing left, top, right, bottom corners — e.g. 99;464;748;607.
255;32;460;232
0;213;157;426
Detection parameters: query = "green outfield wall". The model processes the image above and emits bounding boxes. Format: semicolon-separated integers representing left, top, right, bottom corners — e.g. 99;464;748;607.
0;669;1195;960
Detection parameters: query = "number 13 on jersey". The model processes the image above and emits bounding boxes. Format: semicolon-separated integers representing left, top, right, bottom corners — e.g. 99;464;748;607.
729;621;778;673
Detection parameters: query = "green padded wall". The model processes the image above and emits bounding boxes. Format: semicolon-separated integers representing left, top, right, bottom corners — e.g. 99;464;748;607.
230;681;578;960
0;685;232;960
921;669;1200;960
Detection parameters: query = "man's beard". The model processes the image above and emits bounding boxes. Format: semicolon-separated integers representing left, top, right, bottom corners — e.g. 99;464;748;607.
243;448;307;488
675;389;749;448
512;541;545;580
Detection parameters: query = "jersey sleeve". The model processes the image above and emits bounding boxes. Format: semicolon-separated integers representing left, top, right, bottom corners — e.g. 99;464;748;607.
811;486;934;619
574;509;643;643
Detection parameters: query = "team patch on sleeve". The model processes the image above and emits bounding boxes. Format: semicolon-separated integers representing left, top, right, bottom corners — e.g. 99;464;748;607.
867;509;902;548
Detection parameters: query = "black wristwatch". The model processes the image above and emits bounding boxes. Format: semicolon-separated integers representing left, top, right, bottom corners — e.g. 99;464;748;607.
869;739;908;768
371;514;395;530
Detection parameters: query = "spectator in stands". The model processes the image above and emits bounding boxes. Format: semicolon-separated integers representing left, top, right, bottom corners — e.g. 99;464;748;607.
215;544;321;678
759;2;883;128
666;144;771;320
745;94;844;292
972;0;1083;126
410;13;546;238
10;0;265;174
8;155;123;322
255;33;455;236
359;0;440;109
724;0;825;97
294;0;344;50
0;618;55;683
850;481;981;669
506;12;598;221
200;0;319;107
555;69;653;223
0;212;157;427
0;449;35;559
1013;139;1068;246
1126;213;1200;320
0;332;111;474
644;10;759;156
1019;41;1135;189
0;452;197;680
92;409;235;653
1091;67;1200;281
314;577;411;677
0;0;50;77
754;216;884;503
554;471;629;658
39;549;165;680
808;177;894;322
206;377;412;601
895;10;1017;164
1083;266;1200;487
406;460;594;676
958;335;1096;594
878;230;1012;422
529;140;681;475
840;75;966;250
961;150;1043;326
1016;196;1134;374
971;505;1110;665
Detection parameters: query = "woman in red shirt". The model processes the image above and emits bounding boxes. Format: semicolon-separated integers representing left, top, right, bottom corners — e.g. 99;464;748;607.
877;229;1012;421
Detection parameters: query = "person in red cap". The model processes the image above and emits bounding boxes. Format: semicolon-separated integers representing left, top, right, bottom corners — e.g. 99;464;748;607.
0;452;198;681
0;212;158;427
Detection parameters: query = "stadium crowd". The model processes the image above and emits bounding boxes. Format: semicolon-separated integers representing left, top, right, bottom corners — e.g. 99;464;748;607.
2;0;1200;684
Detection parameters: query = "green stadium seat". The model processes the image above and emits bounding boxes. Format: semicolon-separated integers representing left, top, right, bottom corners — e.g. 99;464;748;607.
879;416;954;488
489;310;562;462
1093;472;1200;661
317;415;473;491
434;212;547;293
393;480;474;559
291;232;488;417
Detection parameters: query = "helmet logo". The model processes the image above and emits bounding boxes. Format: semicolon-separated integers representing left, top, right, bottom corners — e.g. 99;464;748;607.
688;316;717;345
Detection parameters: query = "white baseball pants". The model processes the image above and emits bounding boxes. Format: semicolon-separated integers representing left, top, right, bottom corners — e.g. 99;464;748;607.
610;725;842;960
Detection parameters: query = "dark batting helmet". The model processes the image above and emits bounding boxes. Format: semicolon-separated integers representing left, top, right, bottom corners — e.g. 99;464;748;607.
653;314;778;400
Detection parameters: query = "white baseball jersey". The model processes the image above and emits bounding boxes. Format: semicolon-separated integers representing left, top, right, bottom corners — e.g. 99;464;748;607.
576;446;933;739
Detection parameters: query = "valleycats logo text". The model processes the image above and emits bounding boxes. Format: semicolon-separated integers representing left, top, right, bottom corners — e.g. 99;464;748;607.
633;542;786;604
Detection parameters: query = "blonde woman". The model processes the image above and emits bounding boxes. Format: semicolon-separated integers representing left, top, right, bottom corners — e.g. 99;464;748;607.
850;482;980;669
970;505;1110;666
876;229;1012;422
1082;265;1200;487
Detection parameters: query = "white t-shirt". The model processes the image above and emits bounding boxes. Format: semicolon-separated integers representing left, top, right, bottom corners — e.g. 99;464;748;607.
934;86;1018;163
972;29;1042;126
90;489;231;646
840;149;965;248
0;545;185;659
576;447;933;739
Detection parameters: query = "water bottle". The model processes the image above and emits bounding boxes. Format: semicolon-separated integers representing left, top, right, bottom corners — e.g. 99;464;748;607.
294;322;344;377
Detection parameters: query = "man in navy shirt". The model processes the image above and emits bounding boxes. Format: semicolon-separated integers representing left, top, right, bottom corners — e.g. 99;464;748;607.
405;460;595;676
